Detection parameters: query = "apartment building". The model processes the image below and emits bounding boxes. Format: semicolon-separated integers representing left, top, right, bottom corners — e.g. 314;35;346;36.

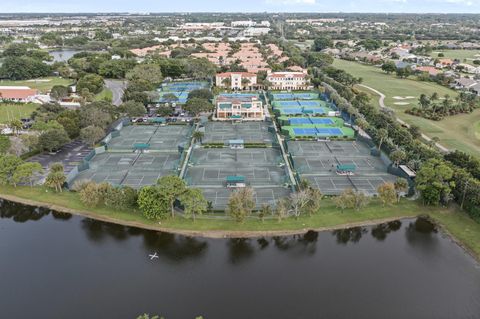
215;95;264;121
215;72;257;90
266;71;310;91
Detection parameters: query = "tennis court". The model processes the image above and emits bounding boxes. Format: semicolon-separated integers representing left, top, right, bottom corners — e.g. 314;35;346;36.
288;118;335;125
107;125;192;152
72;152;181;188
203;121;274;144
190;148;284;166
157;81;210;104
274;107;330;116
270;92;318;100
185;139;291;208
283;126;355;138
287;140;396;195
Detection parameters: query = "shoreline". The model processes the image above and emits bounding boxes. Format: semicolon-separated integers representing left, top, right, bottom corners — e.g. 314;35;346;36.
0;192;479;263
0;192;413;237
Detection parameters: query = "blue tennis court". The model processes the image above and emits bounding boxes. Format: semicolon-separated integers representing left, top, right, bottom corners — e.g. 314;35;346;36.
220;93;259;98
299;101;321;107
275;101;300;107
302;108;327;115
310;118;334;125
293;128;318;136
316;128;343;136
289;118;312;125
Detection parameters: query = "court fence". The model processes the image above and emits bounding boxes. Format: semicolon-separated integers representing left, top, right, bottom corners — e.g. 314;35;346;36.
65;145;107;188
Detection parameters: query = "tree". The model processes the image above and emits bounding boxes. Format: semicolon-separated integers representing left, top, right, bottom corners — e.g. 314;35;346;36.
227;187;255;223
77;74;104;95
353;191;370;210
0;56;51;80
79;182;104;207
179;188;208;221
120;101;146;117
162;93;179;103
312;36;333;51
381;61;397;74
38;128;70;152
12;162;42;187
50;85;69;101
408;125;421;139
0;135;11;154
9;119;23;136
80;125;105;146
187;89;213;101
305;52;334;68
99;59;137;79
221;77;232;88
289;190;310;218
137;186;169;220
333;190;351;213
390;149;406;167
192;131;204;143
394;177;409;202
126;63;163;85
157;175;187;218
396;67;412;78
156;106;173;117
44;164;66;192
354;117;368;130
377;128;388;151
241;78;251;89
377;182;397;206
0;154;23;185
185;58;217;79
418;94;430;110
416;158;455;205
258;204;272;222
184;98;213;117
275;198;290;222
304;188;322;216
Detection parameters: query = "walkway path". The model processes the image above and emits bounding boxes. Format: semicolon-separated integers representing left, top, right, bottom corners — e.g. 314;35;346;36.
358;84;450;153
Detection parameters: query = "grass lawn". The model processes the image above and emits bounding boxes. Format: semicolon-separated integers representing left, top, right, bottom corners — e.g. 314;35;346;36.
0;103;38;124
1;185;479;260
333;59;480;157
0;77;73;94
430;49;480;66
95;88;113;102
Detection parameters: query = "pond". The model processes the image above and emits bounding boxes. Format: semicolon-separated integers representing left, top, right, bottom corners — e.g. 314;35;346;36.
0;200;479;319
48;49;83;62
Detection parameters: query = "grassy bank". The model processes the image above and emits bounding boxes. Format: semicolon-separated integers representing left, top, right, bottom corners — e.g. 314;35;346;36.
0;77;73;94
0;185;479;260
333;59;480;157
95;88;113;102
0;103;38;123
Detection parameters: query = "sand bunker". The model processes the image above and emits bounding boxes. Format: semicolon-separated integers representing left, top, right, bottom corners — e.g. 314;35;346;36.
393;96;415;100
394;102;410;105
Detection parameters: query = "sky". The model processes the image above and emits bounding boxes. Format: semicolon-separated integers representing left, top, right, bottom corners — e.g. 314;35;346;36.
1;0;480;13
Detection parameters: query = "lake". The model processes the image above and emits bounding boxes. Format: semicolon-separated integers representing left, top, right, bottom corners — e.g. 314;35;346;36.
0;200;479;319
48;49;83;62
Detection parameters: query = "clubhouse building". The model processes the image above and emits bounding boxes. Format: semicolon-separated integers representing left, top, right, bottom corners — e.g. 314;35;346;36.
266;70;311;91
214;94;264;121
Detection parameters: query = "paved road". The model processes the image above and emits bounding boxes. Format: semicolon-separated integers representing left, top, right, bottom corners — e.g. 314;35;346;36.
358;84;450;153
105;79;127;106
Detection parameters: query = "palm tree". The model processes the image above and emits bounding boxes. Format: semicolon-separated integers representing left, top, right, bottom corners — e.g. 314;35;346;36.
222;77;232;89
192;131;204;143
394;178;409;203
355;118;369;131
377;128;388;151
241;78;251;90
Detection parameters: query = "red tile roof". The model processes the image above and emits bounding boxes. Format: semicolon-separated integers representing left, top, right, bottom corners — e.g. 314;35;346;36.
0;87;38;100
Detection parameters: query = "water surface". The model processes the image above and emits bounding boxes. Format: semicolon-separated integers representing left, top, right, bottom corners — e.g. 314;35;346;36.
0;200;479;319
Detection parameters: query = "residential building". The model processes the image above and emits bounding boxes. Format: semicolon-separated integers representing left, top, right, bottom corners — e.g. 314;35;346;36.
414;66;442;76
215;72;257;90
452;77;478;90
214;95;264;121
243;27;271;37
0;86;38;102
266;71;310;91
